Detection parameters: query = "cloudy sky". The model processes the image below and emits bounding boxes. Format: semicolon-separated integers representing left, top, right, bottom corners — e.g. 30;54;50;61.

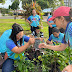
0;0;23;10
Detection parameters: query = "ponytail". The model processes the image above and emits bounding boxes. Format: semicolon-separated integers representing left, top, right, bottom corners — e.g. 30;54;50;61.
69;8;72;22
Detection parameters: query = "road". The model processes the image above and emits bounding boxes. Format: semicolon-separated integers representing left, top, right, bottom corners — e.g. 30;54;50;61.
0;16;21;19
0;16;48;22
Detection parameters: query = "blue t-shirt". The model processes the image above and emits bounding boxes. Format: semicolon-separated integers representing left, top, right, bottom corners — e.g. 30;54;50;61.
62;22;72;49
48;33;64;43
27;14;40;27
6;35;30;60
0;29;12;53
47;15;56;27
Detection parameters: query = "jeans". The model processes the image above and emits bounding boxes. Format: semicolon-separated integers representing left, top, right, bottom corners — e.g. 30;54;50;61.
2;56;29;72
2;58;14;72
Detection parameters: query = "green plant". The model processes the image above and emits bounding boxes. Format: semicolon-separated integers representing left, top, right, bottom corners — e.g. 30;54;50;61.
40;43;72;72
8;12;13;16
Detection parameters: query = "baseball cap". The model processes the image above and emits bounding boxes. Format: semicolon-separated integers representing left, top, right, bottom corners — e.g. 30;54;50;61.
48;6;70;21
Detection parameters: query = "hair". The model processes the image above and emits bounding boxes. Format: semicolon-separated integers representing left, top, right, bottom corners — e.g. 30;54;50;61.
69;8;72;21
34;26;43;37
10;23;24;46
52;27;60;33
50;13;52;15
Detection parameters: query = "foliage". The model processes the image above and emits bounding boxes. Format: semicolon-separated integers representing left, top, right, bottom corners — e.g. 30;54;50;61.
37;0;49;9
14;47;42;72
21;0;64;9
0;0;5;3
9;0;19;10
1;8;9;16
0;19;71;71
13;42;72;72
22;3;42;20
14;54;35;72
21;0;32;5
8;12;13;16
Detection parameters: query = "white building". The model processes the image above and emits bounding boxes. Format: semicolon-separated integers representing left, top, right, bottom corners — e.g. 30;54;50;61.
64;0;72;7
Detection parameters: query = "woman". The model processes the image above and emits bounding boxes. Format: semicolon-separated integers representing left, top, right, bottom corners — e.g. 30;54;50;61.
26;9;43;32
39;6;72;72
47;12;56;37
2;23;35;72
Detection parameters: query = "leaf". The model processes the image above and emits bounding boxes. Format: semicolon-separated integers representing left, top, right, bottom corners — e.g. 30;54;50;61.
15;54;18;58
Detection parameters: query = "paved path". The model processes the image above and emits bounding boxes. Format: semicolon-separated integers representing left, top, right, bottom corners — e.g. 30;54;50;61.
0;16;22;19
0;69;1;72
0;16;48;22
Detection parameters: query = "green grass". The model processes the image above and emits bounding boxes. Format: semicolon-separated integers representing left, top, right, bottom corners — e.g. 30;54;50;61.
0;19;49;41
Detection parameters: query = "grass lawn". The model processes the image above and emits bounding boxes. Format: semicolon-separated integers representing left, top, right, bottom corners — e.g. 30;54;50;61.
0;19;49;41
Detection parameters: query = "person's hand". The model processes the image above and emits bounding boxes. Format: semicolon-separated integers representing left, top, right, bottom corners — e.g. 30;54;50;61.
49;25;52;28
4;52;8;60
62;65;72;72
28;38;35;45
29;21;32;25
38;43;46;48
56;41;58;44
39;37;42;40
38;37;43;42
50;41;53;44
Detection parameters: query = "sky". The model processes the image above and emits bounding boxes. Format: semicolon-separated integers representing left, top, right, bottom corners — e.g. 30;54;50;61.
0;0;23;10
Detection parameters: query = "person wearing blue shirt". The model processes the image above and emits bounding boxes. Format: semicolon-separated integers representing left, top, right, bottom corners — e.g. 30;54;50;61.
2;23;35;72
46;27;64;45
26;9;42;32
39;6;72;72
47;12;56;37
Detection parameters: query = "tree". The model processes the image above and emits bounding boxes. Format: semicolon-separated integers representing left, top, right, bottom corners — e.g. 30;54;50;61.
9;0;19;19
9;0;19;10
22;3;42;20
21;0;64;9
1;8;9;16
0;0;5;3
37;0;48;9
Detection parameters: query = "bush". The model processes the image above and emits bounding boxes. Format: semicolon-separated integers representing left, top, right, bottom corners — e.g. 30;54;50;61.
8;12;13;16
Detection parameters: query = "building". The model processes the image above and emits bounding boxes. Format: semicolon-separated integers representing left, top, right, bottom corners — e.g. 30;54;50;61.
64;0;72;7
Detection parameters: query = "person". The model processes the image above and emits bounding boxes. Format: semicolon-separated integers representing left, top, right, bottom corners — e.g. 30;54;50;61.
39;6;72;72
47;12;56;37
30;26;44;50
26;9;43;32
30;26;44;42
2;23;35;72
46;27;64;45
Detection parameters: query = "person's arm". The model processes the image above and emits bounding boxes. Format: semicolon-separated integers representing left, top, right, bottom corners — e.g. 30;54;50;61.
46;35;53;44
11;41;31;54
46;40;53;44
39;43;68;51
29;35;34;38
50;22;55;25
7;38;35;54
62;65;72;72
47;21;52;28
26;17;32;25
